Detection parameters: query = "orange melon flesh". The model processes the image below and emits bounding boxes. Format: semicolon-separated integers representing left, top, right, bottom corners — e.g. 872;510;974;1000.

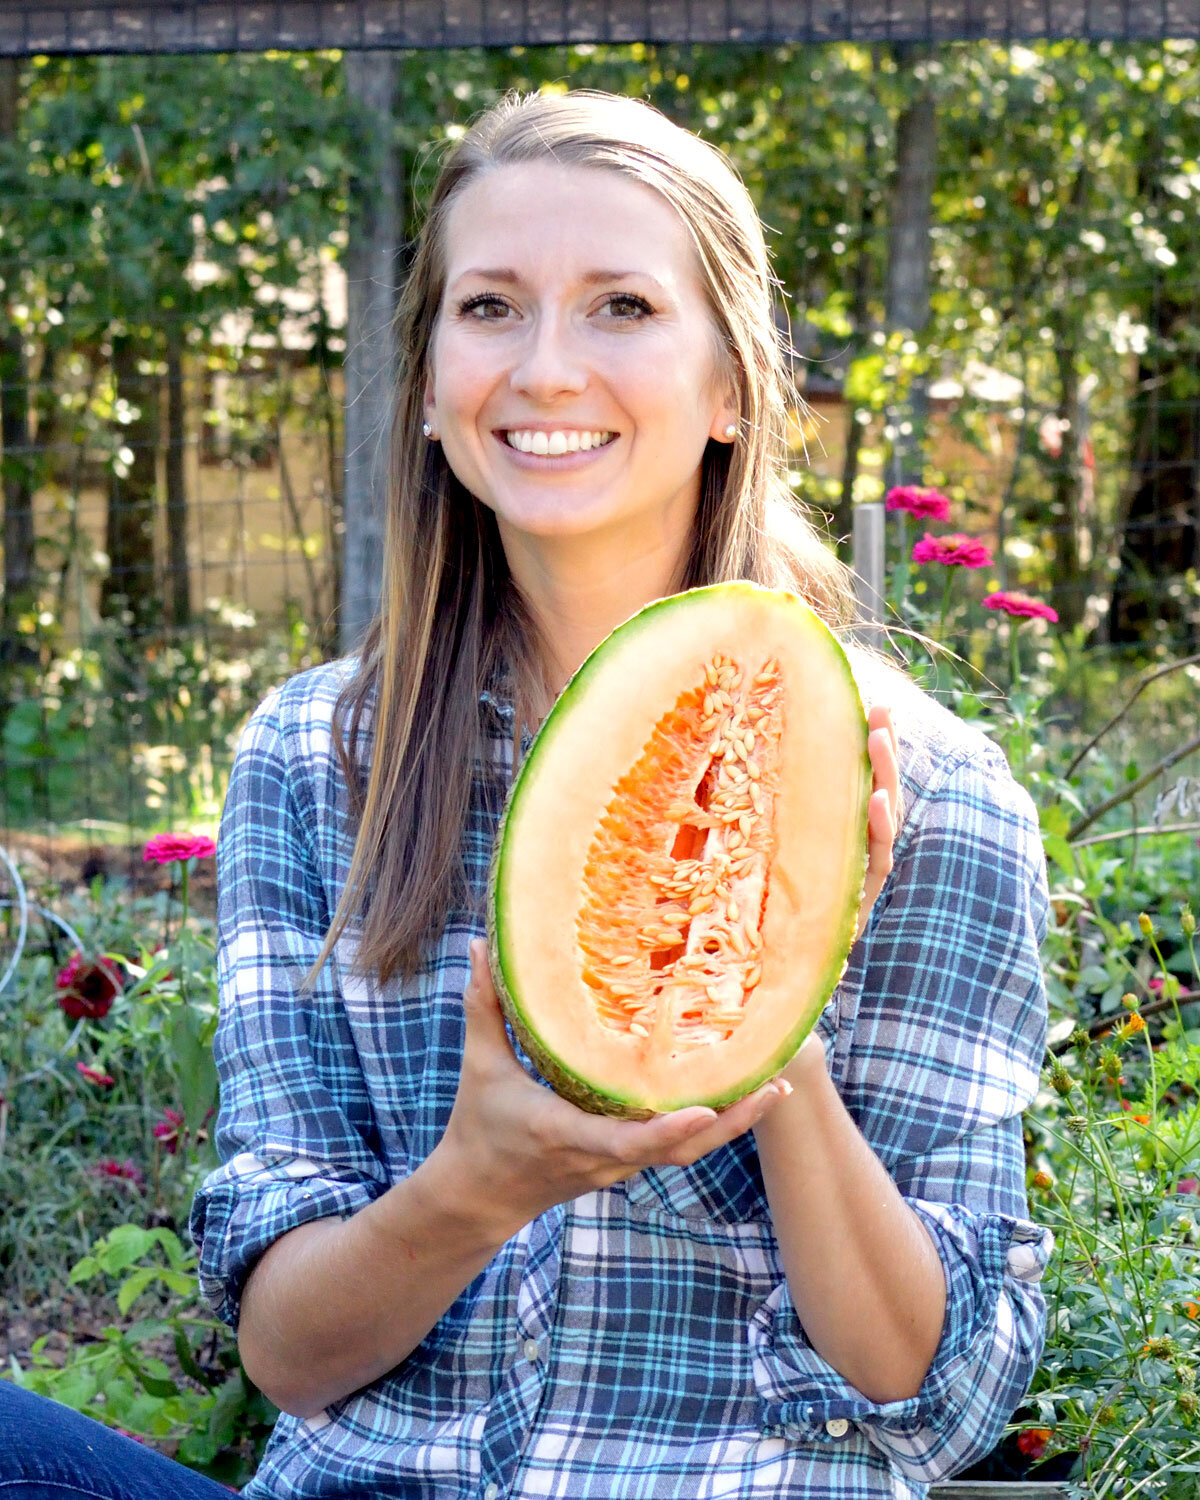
488;583;870;1119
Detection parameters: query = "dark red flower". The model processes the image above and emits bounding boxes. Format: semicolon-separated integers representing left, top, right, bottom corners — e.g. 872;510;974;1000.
1177;1178;1199;1195
982;590;1059;623
885;485;952;521
1017;1427;1052;1461
89;1157;145;1188
55;953;125;1021
153;1107;186;1155
911;532;993;569
76;1061;115;1088
142;833;216;866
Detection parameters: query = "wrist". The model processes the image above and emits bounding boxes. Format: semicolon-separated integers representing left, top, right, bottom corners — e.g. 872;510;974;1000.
406;1137;528;1254
753;1033;833;1147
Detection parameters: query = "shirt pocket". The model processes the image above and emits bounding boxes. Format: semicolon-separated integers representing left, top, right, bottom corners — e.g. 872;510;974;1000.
621;1130;774;1225
619;996;841;1227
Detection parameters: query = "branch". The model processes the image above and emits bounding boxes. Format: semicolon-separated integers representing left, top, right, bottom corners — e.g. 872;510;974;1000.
1050;987;1198;1052
1064;653;1200;780
1073;820;1200;848
1068;730;1200;842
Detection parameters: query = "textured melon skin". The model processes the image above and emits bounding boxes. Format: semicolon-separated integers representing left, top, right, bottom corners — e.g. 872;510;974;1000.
486;583;871;1119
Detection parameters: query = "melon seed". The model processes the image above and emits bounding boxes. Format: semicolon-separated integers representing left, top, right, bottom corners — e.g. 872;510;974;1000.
629;1022;649;1038
688;894;714;914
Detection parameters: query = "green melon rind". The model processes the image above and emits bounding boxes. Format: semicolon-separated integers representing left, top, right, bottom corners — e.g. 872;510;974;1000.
486;582;871;1120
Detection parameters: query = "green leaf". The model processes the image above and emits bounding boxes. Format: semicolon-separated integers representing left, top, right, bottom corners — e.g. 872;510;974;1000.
1043;832;1077;877
117;1266;157;1315
69;1256;100;1284
169;1003;220;1133
96;1226;159;1275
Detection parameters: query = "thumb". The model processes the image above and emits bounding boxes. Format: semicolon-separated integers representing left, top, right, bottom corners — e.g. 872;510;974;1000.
463;937;515;1047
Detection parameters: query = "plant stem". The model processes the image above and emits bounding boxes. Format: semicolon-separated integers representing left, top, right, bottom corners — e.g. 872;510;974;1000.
937;569;954;640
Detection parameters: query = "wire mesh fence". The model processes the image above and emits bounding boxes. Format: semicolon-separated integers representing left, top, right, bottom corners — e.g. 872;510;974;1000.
0;0;1198;53
0;36;1197;876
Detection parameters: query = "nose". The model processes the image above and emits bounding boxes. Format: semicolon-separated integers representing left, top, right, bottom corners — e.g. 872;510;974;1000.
509;308;588;401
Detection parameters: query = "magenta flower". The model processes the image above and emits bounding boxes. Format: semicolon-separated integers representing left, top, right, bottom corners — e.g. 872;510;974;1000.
55;953;126;1021
90;1157;145;1188
153;1106;186;1155
143;833;216;866
1177;1178;1199;1195
982;591;1059;623
885;485;952;522
911;532;994;569
76;1061;115;1088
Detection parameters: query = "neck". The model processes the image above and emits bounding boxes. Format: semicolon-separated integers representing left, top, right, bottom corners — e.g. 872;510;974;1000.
500;513;695;711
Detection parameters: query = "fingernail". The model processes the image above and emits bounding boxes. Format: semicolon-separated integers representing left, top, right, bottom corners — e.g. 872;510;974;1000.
776;1080;793;1099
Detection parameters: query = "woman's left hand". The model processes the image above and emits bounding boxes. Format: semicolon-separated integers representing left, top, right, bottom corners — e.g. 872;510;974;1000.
856;705;900;942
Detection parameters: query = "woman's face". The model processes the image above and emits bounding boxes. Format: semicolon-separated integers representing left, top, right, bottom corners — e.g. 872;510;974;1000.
426;161;734;551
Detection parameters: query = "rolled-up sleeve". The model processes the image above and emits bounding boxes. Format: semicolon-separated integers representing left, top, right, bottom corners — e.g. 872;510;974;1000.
750;738;1053;1483
188;689;388;1332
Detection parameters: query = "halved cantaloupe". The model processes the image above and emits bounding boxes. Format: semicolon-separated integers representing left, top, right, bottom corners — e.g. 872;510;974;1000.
487;582;870;1119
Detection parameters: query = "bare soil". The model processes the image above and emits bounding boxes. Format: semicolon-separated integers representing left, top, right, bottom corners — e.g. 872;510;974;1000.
1;832;217;920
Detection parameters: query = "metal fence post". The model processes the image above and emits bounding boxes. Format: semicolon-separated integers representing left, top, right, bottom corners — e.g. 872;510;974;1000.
852;500;886;650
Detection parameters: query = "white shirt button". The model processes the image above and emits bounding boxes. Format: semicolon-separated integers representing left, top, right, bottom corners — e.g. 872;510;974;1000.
522;1338;539;1363
825;1417;851;1438
484;1485;499;1500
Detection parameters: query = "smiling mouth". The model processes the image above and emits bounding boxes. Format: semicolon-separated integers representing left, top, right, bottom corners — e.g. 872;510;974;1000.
502;429;618;456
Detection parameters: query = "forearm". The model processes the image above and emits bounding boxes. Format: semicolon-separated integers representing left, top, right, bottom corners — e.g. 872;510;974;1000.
237;1142;522;1418
753;1040;946;1403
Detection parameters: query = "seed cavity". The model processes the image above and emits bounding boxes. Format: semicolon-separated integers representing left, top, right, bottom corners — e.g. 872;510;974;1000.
576;652;784;1047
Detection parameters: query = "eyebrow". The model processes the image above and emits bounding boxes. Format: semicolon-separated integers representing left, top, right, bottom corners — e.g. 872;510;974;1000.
449;267;666;291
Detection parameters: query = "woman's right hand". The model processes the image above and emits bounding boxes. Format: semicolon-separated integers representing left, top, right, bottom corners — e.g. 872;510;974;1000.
435;938;790;1241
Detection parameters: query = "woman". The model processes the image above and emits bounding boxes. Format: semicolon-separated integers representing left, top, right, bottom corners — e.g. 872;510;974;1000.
0;90;1050;1499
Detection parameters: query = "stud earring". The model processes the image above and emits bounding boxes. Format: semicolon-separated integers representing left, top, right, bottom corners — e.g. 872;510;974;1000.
723;422;738;440
422;421;433;438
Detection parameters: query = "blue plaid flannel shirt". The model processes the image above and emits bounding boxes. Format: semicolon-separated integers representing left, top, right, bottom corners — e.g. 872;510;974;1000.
190;653;1053;1499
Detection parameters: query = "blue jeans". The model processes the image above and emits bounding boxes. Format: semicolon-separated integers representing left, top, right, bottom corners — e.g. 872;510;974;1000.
0;1380;242;1497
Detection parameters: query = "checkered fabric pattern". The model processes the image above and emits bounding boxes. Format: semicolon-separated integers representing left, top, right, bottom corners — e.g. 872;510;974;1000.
190;654;1053;1499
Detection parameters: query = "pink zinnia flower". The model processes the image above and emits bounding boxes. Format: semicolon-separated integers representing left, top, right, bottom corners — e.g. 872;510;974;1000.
982;591;1059;623
142;833;216;866
55;953;125;1021
90;1157;145;1188
76;1061;115;1088
1176;1178;1198;1195
153;1107;186;1155
911;532;993;569
885;485;952;522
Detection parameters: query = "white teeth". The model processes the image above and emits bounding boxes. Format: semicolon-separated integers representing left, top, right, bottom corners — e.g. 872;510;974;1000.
504;429;612;455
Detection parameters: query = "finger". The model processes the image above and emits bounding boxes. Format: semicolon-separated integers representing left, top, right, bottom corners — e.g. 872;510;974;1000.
662;1082;789;1163
606;1105;720;1166
867;790;895;876
868;706;900;798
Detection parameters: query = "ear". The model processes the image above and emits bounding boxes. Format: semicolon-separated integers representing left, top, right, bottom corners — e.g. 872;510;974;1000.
709;407;740;444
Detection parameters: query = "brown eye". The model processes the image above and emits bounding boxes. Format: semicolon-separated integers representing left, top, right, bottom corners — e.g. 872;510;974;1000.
458;294;510;319
604;294;653;319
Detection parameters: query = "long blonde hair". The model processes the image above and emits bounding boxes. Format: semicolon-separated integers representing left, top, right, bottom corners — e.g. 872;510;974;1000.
323;89;870;984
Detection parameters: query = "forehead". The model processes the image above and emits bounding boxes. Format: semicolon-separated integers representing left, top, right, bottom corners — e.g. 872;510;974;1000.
441;160;700;289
